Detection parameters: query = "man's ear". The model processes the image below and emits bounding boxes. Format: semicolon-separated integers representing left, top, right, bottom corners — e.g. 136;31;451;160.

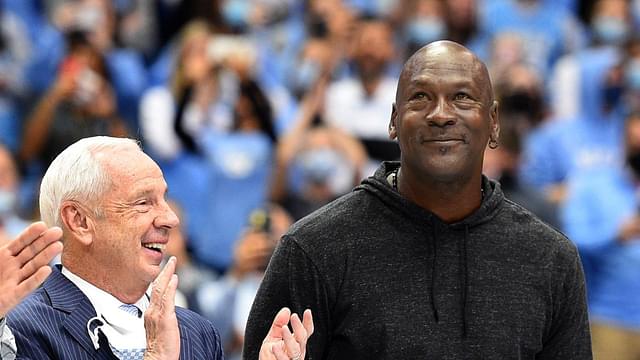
489;100;500;142
60;200;95;246
389;103;398;140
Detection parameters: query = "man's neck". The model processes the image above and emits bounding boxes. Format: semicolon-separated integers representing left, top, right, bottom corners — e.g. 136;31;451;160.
397;168;483;223
62;260;147;304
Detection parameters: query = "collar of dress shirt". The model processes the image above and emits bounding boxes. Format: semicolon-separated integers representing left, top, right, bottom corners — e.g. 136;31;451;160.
61;267;149;317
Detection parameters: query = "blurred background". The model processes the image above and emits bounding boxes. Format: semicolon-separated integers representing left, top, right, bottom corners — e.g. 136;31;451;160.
1;0;640;358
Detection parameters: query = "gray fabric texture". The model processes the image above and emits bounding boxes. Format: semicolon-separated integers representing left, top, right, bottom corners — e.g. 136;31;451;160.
0;318;16;360
244;161;591;359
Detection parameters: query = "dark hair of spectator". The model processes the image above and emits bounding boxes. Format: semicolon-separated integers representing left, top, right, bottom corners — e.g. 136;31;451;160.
236;79;277;144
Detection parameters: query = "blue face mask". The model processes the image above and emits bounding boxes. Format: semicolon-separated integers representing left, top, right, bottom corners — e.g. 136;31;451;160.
625;59;640;91
222;0;251;28
405;16;446;46
592;16;628;45
298;148;342;185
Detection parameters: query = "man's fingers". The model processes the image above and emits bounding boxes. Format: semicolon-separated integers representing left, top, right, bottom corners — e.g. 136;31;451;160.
281;324;302;360
302;309;314;336
150;257;176;302
6;222;48;254
265;307;291;340
13;266;52;304
15;227;62;267
165;274;178;311
8;223;60;257
290;313;308;345
271;342;290;360
19;240;63;281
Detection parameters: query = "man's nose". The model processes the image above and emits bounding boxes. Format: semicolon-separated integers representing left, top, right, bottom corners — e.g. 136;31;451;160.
427;97;456;127
156;203;180;229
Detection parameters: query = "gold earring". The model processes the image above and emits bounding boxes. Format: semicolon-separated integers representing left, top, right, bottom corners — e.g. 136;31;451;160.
488;138;498;149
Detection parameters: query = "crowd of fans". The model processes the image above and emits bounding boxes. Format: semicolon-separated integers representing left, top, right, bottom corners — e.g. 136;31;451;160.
1;0;640;358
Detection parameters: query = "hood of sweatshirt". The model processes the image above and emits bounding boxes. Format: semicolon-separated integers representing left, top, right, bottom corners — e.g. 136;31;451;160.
356;161;505;337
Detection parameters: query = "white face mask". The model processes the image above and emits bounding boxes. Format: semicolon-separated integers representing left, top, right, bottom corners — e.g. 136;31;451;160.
87;309;146;354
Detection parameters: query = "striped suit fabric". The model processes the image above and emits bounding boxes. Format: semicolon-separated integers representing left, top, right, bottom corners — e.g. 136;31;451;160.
7;267;224;359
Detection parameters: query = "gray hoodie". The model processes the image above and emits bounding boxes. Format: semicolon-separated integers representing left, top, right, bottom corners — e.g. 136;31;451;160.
244;161;591;359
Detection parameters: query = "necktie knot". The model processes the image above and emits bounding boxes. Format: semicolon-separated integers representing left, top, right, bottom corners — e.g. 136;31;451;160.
119;304;142;318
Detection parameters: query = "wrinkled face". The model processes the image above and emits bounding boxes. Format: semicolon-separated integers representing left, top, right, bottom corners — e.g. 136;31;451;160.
91;148;179;291
390;43;498;183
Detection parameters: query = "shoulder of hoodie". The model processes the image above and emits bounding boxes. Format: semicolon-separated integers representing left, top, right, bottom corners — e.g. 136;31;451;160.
282;188;381;251
287;188;372;234
499;197;581;266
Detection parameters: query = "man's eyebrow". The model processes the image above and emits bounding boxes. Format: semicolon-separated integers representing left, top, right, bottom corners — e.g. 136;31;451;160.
129;189;155;200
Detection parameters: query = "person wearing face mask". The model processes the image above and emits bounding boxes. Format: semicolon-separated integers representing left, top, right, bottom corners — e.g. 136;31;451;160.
271;74;368;221
550;0;631;119
477;0;586;78
403;0;447;58
562;112;640;359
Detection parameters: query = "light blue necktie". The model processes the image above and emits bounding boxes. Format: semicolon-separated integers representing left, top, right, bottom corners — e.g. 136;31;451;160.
118;304;142;318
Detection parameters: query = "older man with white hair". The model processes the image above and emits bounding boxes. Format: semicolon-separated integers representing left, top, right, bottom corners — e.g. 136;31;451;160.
6;136;312;360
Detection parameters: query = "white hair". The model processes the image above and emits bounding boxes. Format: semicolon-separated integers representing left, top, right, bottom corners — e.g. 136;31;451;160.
39;136;141;227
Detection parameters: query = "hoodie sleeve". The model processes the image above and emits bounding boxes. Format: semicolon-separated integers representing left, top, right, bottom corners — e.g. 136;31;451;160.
243;235;331;360
536;243;592;360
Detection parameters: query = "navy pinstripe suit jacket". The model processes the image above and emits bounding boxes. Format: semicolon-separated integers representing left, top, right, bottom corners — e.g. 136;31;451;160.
7;267;225;359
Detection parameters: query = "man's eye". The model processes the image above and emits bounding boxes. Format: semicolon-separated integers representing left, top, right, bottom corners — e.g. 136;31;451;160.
454;93;471;100
411;92;428;100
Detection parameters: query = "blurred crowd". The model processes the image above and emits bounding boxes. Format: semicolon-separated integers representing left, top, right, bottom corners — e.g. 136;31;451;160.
1;0;640;358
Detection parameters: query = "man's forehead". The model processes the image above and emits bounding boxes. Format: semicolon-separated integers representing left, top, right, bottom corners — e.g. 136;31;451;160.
398;43;493;100
404;41;485;75
409;61;480;81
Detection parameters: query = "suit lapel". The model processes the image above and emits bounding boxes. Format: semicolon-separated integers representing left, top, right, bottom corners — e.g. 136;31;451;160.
44;268;114;359
179;322;192;358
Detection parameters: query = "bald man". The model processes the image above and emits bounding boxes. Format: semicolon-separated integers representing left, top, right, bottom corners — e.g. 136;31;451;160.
244;41;591;359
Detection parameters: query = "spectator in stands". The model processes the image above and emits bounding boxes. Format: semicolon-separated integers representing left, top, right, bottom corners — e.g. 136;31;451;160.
196;204;294;360
476;0;585;77
482;119;558;228
550;0;631;120
323;15;400;165
271;76;368;220
444;0;483;51
0;5;32;153
400;0;447;59
19;33;128;169
562;112;640;359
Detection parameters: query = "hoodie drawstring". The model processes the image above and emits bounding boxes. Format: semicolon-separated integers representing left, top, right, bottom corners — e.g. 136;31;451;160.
459;225;469;339
430;221;470;337
430;223;439;323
